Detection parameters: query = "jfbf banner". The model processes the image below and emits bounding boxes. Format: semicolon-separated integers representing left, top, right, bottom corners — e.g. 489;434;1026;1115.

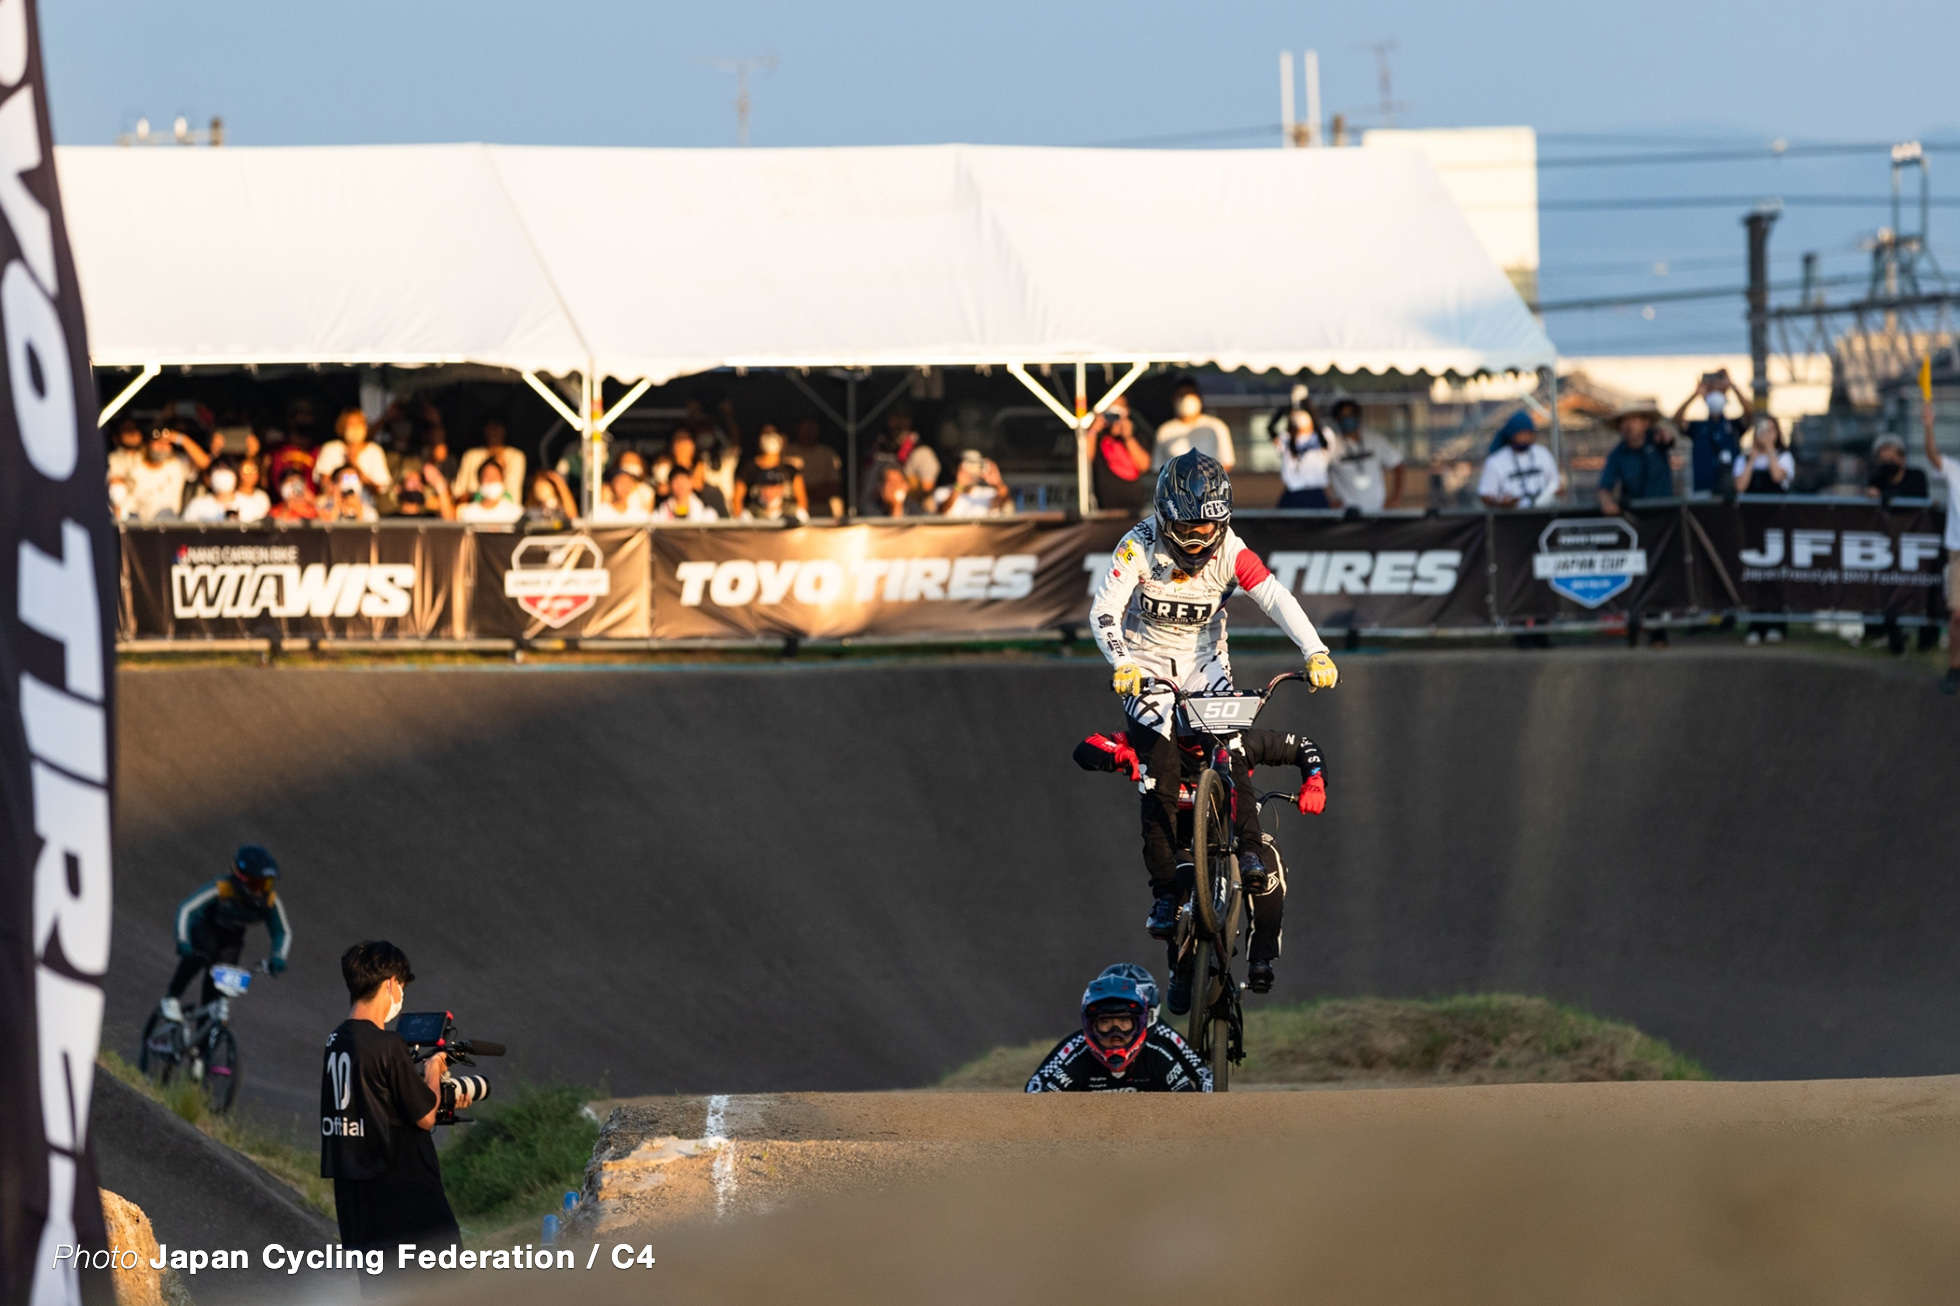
1686;498;1947;619
0;3;115;1302
119;524;468;640
648;519;1130;640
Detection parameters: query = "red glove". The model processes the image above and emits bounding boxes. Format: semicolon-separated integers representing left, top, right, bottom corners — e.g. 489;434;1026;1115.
1083;731;1143;781
1297;772;1326;815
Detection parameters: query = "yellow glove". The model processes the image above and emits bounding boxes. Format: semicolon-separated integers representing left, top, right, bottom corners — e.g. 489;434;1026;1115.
1306;651;1338;690
1111;662;1142;697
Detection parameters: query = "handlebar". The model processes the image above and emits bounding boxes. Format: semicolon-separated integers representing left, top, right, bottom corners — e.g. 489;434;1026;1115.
1136;668;1313;705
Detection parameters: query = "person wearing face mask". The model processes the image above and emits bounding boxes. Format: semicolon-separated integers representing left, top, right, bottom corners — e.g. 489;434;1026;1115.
126;425;210;521
1671;369;1752;496
455;460;522;523
327;466;380;522
1325;398;1408;512
183;459;269;523
271;469;322;521
1151;380;1235;471
322;940;470;1275
315;409;394;495
735;424;809;516
1865;434;1929;505
1268;404;1335;509
1477;410;1562;508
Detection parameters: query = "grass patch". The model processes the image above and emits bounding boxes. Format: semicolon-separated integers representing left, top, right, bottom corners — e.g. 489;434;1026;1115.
97;1051;337;1220
439;1084;600;1238
940;994;1711;1089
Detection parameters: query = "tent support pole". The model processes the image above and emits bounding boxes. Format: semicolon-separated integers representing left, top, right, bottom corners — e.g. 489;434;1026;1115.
1009;360;1149;516
582;367;600;517
97;362;160;428
846;374;857;518
1541;364;1562;498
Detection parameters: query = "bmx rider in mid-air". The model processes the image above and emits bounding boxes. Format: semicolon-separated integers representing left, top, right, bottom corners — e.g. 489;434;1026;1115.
1089;450;1336;992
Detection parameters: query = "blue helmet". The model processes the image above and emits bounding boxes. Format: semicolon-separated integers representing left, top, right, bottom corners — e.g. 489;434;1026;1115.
231;844;279;906
1096;963;1160;1025
1080;972;1150;1074
1154;450;1232;571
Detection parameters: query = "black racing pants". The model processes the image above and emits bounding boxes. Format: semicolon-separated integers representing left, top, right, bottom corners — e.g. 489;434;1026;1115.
1128;716;1286;964
167;917;245;1005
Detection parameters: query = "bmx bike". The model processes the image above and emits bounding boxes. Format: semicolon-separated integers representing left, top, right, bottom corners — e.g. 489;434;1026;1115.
1140;671;1313;1092
139;960;264;1114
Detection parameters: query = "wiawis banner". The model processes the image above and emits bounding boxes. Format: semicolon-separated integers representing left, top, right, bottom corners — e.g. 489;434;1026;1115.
118;525;467;640
1490;507;1691;624
650;520;1130;640
0;3;115;1302
471;529;651;639
1224;513;1490;632
1685;499;1947;618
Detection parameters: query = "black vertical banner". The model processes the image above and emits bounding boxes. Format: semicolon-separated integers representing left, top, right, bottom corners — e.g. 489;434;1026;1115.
0;4;115;1304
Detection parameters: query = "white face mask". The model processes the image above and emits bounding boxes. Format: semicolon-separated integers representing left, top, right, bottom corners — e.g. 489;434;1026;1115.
1175;395;1202;420
759;433;785;455
1705;392;1726;416
384;981;403;1025
209;468;238;494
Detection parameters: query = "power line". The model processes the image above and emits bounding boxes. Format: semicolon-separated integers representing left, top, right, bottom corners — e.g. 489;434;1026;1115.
1538;194;1960;211
1533;274;1865;313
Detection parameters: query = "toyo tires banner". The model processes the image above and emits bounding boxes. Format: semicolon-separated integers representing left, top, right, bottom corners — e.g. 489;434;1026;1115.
0;3;116;1302
117;500;1947;644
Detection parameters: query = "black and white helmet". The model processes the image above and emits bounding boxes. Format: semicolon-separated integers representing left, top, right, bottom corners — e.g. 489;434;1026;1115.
1154;450;1232;570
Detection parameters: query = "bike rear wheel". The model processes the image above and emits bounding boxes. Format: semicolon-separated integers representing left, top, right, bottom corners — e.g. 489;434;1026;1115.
1189;768;1231;938
202;1027;240;1113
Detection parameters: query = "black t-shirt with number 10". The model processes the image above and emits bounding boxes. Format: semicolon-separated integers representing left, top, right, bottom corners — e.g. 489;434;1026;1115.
320;1018;442;1184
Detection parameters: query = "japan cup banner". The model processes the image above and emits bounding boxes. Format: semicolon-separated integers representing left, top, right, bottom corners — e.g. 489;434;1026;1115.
649;520;1128;640
1489;507;1689;624
0;2;116;1302
118;525;468;640
471;529;651;639
1685;499;1947;619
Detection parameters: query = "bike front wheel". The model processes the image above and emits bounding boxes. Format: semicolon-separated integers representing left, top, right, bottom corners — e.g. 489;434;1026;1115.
138;1010;181;1085
1189;768;1233;938
202;1027;240;1113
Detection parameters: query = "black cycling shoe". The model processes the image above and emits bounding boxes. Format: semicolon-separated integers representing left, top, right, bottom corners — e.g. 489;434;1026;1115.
1245;959;1275;994
1167;959;1193;1015
1238;850;1268;895
1145;893;1179;940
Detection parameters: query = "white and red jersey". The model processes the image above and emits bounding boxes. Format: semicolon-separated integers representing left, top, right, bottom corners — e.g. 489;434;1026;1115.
1090;518;1327;736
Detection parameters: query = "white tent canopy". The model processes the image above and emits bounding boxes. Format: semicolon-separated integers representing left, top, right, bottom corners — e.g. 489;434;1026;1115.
57;142;1553;384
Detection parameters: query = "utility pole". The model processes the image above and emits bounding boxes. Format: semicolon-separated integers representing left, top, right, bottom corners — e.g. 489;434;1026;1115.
701;55;777;147
1302;50;1321;146
1362;39;1400;127
1745;205;1780;418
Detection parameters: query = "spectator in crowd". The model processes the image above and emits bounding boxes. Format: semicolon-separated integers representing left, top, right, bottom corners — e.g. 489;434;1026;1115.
1866;434;1929;504
455;458;522;523
790;416;845;518
264;421;318;493
872;462;928;517
126;426;210;521
874;407;940;501
106;417;146;479
739;466;808;524
454;419;525;503
667;428;731;516
183;459;271;523
1326;398;1407;512
1477;410;1561;508
1918;393;1960;693
684;399;743;508
1732;415;1794;495
391;466;454;519
1086;394;1153;513
1671;369;1752;496
1269;404;1334;508
735;424;808;516
521;469;578;531
936;450;1011;517
1152;379;1234;470
208;422;259;469
602;452;658;515
270;469;320;521
1596;405;1674;514
593;465;653;524
655;465;720;521
315;410;392;500
323;465;379;523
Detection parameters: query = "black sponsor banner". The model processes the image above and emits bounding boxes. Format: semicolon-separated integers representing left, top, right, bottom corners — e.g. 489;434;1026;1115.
119;525;467;640
649;520;1129;640
2;2;114;1301
1490;507;1691;624
471;529;652;639
1686;498;1948;618
1222;513;1490;632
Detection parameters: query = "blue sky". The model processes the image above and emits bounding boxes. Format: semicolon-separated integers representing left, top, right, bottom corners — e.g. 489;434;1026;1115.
41;0;1960;355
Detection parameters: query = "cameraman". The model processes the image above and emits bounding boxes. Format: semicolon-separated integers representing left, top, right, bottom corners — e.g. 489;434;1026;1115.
321;941;475;1279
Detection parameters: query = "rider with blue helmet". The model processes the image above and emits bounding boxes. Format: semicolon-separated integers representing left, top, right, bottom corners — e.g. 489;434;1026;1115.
1025;968;1212;1092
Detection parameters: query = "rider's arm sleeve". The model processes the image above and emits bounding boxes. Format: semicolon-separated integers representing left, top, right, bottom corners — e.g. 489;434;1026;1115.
1159;1028;1214;1092
174;881;219;947
1024;1038;1076;1092
266;891;292;963
1232;542;1329;657
1089;529;1147;665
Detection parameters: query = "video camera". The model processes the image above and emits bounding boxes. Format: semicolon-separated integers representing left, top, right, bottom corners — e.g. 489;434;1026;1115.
396;1010;505;1126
